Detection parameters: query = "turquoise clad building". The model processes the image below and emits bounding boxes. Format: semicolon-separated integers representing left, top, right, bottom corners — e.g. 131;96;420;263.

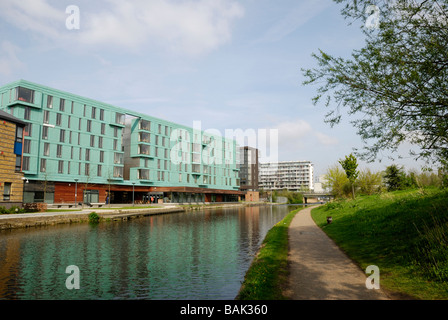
0;80;242;204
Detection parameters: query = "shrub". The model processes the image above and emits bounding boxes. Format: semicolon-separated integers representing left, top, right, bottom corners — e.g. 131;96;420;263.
88;212;100;224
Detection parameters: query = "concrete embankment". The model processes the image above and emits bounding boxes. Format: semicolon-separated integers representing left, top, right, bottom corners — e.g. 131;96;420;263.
0;202;264;230
0;206;185;230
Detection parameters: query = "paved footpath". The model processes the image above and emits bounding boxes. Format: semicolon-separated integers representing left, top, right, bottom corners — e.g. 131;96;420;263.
285;205;390;300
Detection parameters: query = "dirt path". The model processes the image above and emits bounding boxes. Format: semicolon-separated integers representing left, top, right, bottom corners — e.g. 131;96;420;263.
285;206;390;300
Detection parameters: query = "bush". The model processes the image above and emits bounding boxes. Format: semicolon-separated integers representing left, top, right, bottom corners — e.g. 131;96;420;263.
88;212;100;224
0;206;27;214
286;192;303;204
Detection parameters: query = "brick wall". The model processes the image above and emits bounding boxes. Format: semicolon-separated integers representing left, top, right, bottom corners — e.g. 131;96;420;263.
0;119;24;204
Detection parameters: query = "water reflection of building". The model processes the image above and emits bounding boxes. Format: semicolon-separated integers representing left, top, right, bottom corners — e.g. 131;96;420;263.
0;237;21;299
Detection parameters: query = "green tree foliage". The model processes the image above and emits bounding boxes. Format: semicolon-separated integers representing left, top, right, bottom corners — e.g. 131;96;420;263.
323;164;350;198
339;153;359;199
357;168;383;195
302;0;448;165
384;164;405;191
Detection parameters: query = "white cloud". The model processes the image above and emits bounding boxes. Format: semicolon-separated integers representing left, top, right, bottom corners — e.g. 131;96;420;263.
276;119;312;147
0;0;65;38
0;41;25;76
0;0;245;56
315;131;339;146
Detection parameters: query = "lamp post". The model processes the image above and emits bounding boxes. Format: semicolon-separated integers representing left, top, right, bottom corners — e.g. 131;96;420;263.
132;182;135;207
74;178;78;208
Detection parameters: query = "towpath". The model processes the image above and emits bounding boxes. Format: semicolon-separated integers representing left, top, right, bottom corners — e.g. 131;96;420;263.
285;205;390;300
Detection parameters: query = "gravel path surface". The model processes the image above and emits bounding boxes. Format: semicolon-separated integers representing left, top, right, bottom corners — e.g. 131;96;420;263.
285;206;390;300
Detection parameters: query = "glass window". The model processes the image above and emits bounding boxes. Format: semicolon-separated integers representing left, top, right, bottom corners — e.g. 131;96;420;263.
139;120;151;131
22;156;30;171
15;87;34;104
138;144;150;155
101;123;105;135
47;96;53;109
23;139;30;154
60;129;65;142
42;126;48;140
97;165;102;177
91;107;96;119
56;113;62;126
58;160;64;173
115;113;125;125
15;126;23;143
43;110;50;124
139;132;150;142
113;166;123;178
87;120;92;132
40;158;46;172
43;143;50;156
24;107;31;120
60;99;65;112
99;109;104;121
57;144;62;158
114;152;123;164
24;123;32;137
3;182;11;201
138;169;150;180
15;155;21;171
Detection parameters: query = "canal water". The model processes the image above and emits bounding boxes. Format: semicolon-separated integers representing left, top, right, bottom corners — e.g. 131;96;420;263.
0;205;294;300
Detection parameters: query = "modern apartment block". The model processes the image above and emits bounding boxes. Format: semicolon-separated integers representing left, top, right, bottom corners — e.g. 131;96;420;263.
258;161;314;191
0;80;242;204
0;110;26;208
238;146;259;191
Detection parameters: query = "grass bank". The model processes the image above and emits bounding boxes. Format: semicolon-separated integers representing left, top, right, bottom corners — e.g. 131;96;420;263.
311;188;448;300
236;207;303;300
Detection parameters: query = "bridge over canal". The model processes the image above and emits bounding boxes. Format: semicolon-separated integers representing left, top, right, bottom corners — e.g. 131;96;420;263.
301;192;334;204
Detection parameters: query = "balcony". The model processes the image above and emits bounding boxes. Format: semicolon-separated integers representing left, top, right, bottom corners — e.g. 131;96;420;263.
137;144;153;158
139;119;151;131
110;112;125;127
137;169;150;181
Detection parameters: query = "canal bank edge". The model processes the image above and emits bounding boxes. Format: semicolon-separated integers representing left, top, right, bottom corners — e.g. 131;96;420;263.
236;206;306;300
0;202;272;230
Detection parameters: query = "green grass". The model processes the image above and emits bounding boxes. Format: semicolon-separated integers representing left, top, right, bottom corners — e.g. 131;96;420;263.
311;188;448;300
236;207;303;300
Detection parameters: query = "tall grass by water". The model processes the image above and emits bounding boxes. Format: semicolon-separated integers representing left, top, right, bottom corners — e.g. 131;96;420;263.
312;188;448;299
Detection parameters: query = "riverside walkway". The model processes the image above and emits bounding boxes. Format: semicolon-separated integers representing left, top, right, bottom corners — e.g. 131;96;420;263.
0;205;184;230
286;205;390;300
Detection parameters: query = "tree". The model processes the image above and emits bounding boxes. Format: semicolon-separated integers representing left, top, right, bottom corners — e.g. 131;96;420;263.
302;0;448;165
339;153;359;199
323;164;350;198
384;164;405;191
357;168;383;195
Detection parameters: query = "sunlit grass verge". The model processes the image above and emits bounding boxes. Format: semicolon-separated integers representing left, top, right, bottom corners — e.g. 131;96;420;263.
312;188;448;300
236;207;303;300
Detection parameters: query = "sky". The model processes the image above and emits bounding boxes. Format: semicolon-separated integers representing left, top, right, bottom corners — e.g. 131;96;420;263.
0;0;430;178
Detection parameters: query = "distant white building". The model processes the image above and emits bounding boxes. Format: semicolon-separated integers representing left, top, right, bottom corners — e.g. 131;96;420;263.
313;174;329;193
258;161;314;191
